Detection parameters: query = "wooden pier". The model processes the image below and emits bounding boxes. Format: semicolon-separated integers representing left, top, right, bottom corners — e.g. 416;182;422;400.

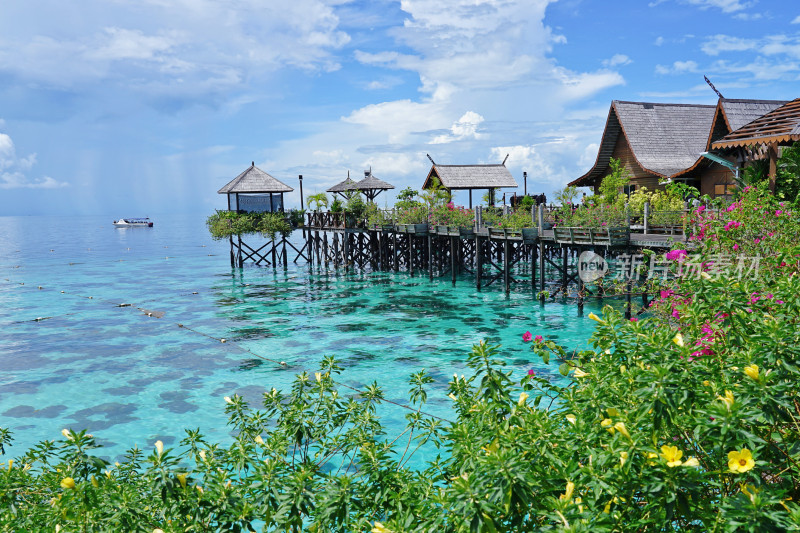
227;206;685;317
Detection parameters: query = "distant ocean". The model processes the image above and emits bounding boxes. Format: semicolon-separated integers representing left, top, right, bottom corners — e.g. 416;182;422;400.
0;213;593;461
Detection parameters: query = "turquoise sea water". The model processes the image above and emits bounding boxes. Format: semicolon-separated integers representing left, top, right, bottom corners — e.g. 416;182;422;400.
0;214;599;463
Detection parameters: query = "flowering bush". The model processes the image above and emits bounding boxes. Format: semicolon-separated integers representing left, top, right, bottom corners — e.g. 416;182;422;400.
3;187;800;531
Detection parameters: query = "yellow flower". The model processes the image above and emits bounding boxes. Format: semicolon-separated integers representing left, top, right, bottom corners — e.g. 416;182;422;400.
448;393;457;401
573;368;589;378
155;440;164;456
717;390;735;411
224;396;233;405
91;475;99;488
672;333;684;347
700;271;712;280
614;422;631;440
559;481;575;502
517;392;529;406
565;414;577;425
372;522;394;533
315;372;322;382
601;418;614;434
60;477;76;490
683;457;700;467
619;451;628;466
607;408;620;417
255;435;264;445
588;312;605;324
702;380;710;387
744;364;759;381
177;473;187;489
728;449;755;473
660;445;683;467
6;459;12;470
61;428;73;441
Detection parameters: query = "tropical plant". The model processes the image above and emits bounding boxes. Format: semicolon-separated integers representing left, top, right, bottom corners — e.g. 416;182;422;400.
554;185;579;206
307;192;329;212
599;157;630;205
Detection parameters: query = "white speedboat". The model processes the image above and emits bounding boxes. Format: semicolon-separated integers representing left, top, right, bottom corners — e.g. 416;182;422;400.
113;217;153;227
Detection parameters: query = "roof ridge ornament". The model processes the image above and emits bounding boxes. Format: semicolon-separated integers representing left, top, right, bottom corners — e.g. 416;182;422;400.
502;153;509;166
704;75;724;99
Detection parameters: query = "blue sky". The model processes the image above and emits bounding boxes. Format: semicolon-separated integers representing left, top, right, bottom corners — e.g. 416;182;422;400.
0;0;798;215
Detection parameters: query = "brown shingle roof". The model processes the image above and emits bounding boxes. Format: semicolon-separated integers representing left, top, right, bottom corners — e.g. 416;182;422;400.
570;101;716;186
217;163;293;194
719;99;788;131
426;164;517;189
712;98;800;149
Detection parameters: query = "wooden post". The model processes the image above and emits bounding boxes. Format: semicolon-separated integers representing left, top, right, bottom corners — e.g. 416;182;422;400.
476;234;483;290
428;233;434;280
531;238;537;291
238;235;244;267
768;142;779;193
282;237;288;269
408;234;414;276
393;232;399;272
451;235;457;285
537;204;544;233
343;233;350;272
539;240;545;303
643;201;650;235
229;235;235;268
577;247;584;316
503;230;510;294
561;246;568;295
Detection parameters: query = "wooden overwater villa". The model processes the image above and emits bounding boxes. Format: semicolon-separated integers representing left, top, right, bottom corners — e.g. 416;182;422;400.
216;96;800;317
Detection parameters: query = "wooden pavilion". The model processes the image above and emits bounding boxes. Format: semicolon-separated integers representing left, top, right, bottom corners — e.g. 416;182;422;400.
571;98;787;199
351;170;394;202
711;98;800;192
327;173;358;199
423;159;517;208
218;162;294;213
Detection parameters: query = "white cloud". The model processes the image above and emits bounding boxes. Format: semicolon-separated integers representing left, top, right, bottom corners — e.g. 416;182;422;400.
0;132;68;189
792;15;800;24
650;0;754;13
602;54;632;67
655;60;699;74
431;111;485;144
701;35;757;56
654;36;665;46
0;0;351;96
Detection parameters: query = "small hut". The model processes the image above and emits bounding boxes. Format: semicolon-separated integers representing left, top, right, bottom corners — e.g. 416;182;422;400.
327;173;358;199
423;158;517;208
350;169;394;202
218;162;293;213
711;98;800;192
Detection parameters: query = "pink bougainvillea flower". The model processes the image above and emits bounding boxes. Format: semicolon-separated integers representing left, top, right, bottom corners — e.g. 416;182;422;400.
630;317;638;322
528;368;535;376
776;210;782;216
665;250;688;262
534;335;543;343
522;331;533;342
733;244;739;251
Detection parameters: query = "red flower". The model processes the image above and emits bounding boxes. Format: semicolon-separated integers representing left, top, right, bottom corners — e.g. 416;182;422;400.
522;331;533;342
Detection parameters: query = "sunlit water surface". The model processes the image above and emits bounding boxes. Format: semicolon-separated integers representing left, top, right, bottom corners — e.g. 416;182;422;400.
0;214;599;464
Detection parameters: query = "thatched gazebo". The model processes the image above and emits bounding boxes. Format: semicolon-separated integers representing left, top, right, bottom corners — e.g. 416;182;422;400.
351;170;395;202
327;173;358;199
218;162;294;213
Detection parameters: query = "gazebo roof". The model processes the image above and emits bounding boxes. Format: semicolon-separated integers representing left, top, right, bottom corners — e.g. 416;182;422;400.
353;170;394;191
712;98;800;149
425;164;517;190
217;162;293;194
327;176;357;193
